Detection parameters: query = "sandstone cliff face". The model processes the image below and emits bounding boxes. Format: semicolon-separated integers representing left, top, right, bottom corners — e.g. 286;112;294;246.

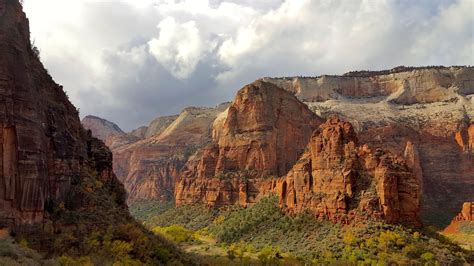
176;116;422;226
176;81;323;207
207;81;322;178
0;0;126;225
144;115;179;138
82;115;124;141
0;3;186;263
275;117;421;226
113;105;229;202
263;67;472;104
264;66;473;226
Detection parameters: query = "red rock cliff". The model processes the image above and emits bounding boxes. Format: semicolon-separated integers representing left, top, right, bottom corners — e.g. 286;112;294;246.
0;0;125;225
175;81;322;207
273;117;421;226
265;67;473;227
174;81;421;226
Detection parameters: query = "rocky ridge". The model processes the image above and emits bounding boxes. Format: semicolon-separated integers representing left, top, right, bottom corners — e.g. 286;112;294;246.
82;115;124;141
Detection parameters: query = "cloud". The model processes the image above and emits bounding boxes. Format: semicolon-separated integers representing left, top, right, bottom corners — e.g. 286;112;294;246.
23;0;473;131
148;17;213;79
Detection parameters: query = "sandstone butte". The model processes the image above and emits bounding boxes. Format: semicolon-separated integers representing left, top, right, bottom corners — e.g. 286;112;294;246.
174;81;421;226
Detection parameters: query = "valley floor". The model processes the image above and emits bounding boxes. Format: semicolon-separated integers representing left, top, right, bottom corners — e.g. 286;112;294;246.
130;196;474;265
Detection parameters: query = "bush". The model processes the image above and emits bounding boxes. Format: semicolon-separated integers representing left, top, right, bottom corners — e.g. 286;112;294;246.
152;225;198;244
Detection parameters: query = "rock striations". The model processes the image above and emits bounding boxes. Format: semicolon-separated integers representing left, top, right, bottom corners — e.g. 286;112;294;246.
0;0;124;225
175;81;322;207
263;67;474;226
274;117;421;226
111;104;230;202
174;82;421;226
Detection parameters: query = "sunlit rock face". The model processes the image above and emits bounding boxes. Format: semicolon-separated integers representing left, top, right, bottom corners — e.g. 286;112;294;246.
443;202;474;234
0;0;125;225
82;115;124;142
111;104;230;202
263;66;473;226
175;81;322;207
177;113;422;226
275;117;421;226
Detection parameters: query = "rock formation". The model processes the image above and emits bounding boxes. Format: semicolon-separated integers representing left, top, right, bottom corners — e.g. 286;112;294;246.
84;64;471;227
443;202;474;233
175;81;322;207
144;115;179;138
263;66;473;226
176;114;422;226
82;115;124;141
112;104;229;202
0;0;118;225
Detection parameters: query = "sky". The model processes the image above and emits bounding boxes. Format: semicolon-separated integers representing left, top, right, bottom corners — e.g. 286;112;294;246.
23;0;473;131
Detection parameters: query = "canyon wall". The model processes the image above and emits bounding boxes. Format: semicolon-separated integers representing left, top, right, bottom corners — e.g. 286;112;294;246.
111;104;229;202
0;0;130;227
175;82;421;226
443;202;473;234
0;2;188;262
263;67;473;226
85;66;472;227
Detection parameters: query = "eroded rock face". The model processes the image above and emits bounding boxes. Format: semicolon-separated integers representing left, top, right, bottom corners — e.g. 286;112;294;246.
144;115;179;138
206;81;322;178
82;115;124;141
176;116;422;226
276;117;421;226
264;66;473;226
113;105;229;202
175;81;322;207
263;67;472;104
0;0;126;225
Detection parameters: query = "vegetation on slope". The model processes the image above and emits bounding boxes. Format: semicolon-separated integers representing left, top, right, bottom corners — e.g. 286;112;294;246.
132;196;473;265
129;200;175;222
9;171;187;265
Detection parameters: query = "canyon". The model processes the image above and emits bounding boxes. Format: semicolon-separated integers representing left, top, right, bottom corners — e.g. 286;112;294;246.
85;66;473;227
1;0;471;263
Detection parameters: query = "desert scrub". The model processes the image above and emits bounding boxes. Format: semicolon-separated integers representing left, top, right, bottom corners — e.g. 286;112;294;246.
146;204;220;231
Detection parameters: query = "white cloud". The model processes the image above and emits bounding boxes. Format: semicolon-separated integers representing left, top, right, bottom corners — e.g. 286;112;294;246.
148;17;212;79
22;0;473;130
